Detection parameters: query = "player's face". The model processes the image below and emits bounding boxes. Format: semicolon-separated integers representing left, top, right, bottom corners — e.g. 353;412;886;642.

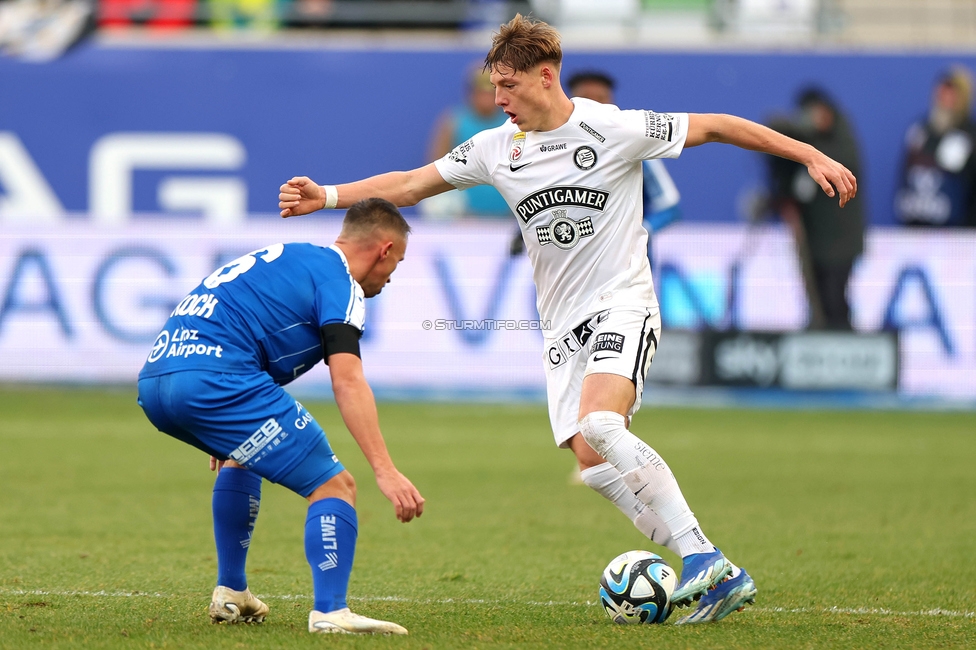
490;65;548;131
361;235;407;298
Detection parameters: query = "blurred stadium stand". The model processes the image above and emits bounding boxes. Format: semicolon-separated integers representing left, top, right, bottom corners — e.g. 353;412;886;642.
5;0;976;55
11;0;964;46
837;0;976;47
94;0;532;30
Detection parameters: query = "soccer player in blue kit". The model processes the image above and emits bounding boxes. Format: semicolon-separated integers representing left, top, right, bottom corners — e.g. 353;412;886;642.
137;198;424;635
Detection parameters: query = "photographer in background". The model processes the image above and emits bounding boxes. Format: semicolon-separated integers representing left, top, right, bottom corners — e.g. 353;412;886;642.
766;87;866;331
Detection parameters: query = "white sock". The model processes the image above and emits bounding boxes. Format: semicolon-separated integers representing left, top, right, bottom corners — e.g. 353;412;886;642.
579;462;679;556
579;411;715;557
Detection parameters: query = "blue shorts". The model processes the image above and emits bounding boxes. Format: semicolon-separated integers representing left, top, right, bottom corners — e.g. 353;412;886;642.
137;371;344;497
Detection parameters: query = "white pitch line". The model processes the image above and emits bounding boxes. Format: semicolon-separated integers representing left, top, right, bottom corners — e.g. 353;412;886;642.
0;589;170;598
753;606;976;619
2;589;973;620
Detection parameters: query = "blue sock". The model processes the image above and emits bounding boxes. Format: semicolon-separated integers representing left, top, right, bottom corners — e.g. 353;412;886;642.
305;498;358;613
212;467;262;592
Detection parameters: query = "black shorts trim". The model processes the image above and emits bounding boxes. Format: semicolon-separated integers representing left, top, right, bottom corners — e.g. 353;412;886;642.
631;310;657;385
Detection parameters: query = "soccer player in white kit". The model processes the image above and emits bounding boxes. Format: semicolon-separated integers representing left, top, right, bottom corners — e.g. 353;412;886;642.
279;14;857;624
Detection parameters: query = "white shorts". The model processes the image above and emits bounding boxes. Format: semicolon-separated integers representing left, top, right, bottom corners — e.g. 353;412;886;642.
543;307;662;447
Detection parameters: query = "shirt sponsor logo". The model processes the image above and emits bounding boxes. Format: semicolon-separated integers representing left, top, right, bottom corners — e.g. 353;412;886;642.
579;121;606;143
540;143;567;152
448;138;474;165
592;332;625;353
644;111;675;142
546;311;608;369
294;401;315;429
147;330;170;363
510;131;526;162
515;185;609;223
146;327;224;363
229;417;287;465
536;209;595;250
574;146;597;170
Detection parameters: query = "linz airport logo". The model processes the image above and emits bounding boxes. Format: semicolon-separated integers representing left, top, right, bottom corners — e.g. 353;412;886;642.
574;146;597;170
148;329;170;363
448;138;475;165
515;185;609;223
536;209;594;250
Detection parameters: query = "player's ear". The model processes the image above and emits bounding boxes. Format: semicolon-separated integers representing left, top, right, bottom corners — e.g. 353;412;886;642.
541;64;557;88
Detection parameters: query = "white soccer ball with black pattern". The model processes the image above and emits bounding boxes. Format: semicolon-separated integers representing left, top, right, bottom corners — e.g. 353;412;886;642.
599;550;676;625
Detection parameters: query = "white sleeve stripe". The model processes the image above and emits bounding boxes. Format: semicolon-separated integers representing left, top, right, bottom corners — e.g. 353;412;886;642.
343;276;355;323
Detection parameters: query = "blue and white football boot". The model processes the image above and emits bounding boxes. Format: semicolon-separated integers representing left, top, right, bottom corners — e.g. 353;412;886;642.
674;567;757;624
671;548;732;607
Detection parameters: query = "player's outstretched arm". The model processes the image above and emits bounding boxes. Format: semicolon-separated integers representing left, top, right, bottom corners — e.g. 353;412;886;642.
279;164;455;218
685;113;858;207
327;352;425;523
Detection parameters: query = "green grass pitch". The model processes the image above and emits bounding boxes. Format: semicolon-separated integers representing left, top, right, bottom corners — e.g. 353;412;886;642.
1;385;974;649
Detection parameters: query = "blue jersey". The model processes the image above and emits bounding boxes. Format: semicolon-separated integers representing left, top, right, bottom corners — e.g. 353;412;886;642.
642;159;682;234
139;243;365;386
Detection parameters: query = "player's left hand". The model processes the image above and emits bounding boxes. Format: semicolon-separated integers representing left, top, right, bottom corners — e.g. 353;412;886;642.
209;455;225;472
807;153;857;207
374;467;425;523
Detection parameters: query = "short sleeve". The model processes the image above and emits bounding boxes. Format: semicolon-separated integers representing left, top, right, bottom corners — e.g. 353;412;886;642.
315;274;366;334
433;130;497;191
616;110;689;162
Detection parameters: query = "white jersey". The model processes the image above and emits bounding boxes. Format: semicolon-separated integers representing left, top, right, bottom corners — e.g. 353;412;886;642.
434;97;688;336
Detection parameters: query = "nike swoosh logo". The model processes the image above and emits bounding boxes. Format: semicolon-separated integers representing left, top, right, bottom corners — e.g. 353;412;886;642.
592;354;618;362
509;162;533;172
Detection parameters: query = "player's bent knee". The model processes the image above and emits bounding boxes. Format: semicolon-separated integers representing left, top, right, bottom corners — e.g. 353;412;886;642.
578;411;627;459
567;432;607;471
307;469;356;506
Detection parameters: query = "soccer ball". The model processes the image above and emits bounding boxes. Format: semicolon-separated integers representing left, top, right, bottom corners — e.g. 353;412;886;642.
599;550;676;625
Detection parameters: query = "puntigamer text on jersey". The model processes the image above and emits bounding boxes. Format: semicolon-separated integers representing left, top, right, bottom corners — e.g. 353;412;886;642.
515;186;610;223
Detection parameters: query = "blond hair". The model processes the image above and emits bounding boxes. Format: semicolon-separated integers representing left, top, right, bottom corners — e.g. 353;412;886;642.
484;14;562;74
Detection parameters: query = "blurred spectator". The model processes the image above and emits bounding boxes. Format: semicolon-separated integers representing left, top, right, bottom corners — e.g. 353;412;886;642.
421;63;511;219
209;0;279;30
766;87;866;331
99;0;195;29
895;66;976;228
565;70;682;271
0;0;94;60
283;0;332;28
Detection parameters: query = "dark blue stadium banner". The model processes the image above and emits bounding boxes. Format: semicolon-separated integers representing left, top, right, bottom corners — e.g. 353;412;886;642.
1;42;976;225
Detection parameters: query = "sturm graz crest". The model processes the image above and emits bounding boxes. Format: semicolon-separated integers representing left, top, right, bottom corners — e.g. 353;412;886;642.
536;209;595;250
574;146;597;170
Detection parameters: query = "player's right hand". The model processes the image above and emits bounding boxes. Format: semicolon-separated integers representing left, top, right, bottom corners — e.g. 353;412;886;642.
279;176;326;218
374;467;425;523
